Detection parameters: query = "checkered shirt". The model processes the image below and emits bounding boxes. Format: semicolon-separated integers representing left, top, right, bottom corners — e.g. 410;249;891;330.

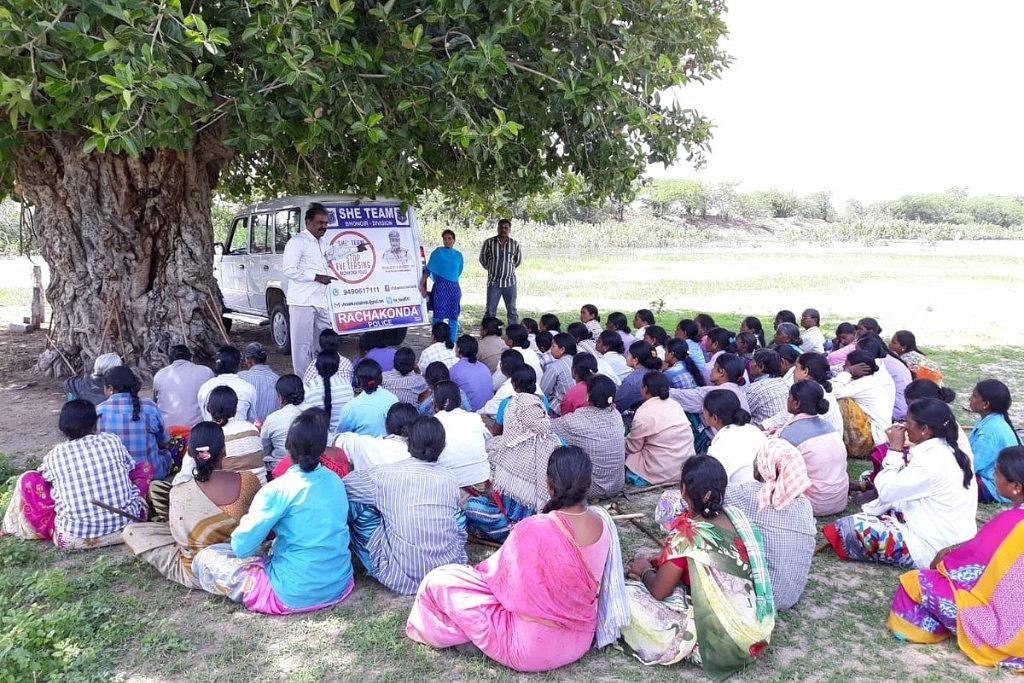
745;376;791;423
383;369;429;404
38;433;143;538
97;394;171;479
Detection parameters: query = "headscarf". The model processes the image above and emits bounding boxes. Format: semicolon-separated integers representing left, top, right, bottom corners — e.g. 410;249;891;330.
755;439;811;511
487;392;561;510
425;246;464;282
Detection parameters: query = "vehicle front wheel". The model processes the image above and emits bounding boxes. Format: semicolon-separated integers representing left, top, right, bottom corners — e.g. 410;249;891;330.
270;302;290;355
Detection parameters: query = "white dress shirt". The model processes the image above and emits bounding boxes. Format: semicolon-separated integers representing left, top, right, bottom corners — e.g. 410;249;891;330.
282;229;358;307
197;374;258;423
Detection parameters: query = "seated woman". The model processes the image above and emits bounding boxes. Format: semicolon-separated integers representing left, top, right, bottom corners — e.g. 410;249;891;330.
760;352;843;434
303;350;355;434
557;352;598;416
968;379;1022;504
479;350;525;423
889;330;943;385
260;374;306;474
622;455;774;677
345;416;468;595
552;375;626;499
824;398;978;569
703;388;766;487
615;340;663;416
668;352;751;415
97;366;171;496
606;311;637;349
338;359;399;437
826;321;858;367
123;422;261;588
407;446;628;672
776;380;847;515
663;338;704;391
333;403;418;472
463;367;563;542
643;325;669;361
63;352;122;405
852;379;973;503
353;333;396;373
701;328;738;385
176;386;265;485
382;347;429;405
673;319;707;373
430;381;491;494
723;439;816;611
476;317;507;374
830;349;895;457
449;335;494;412
595;329;632;381
2;399;144;549
419;322;458;370
539;333;578;414
745;348;790;423
738;315;766;347
773;322;803;353
888;446;1024;670
192;409;355;614
418;361;473;416
857;334;908;420
625;372;695;487
734;332;758;373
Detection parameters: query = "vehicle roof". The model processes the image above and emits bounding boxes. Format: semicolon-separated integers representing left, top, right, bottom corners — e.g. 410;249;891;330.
241;195;411;213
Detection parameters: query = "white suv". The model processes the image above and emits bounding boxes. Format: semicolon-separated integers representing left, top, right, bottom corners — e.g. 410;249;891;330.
214;195;428;353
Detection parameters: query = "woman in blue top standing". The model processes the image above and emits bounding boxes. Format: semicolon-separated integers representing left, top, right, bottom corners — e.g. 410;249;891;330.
192;408;354;614
420;229;464;344
968;379;1022;503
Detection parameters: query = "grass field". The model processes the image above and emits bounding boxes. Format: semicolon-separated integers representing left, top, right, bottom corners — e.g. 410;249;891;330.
2;240;1023;682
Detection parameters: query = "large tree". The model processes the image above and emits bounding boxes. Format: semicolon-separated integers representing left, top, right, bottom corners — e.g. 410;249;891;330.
0;0;729;375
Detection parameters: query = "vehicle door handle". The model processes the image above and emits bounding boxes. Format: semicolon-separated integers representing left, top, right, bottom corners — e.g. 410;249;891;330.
238;264;244;269
263;265;270;271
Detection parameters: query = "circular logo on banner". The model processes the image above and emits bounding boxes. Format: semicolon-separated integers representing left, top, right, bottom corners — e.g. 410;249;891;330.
328;231;375;284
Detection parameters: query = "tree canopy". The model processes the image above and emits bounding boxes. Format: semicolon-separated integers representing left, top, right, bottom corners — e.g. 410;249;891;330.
0;0;729;205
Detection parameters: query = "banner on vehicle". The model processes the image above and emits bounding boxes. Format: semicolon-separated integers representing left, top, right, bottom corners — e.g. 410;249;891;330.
320;203;428;333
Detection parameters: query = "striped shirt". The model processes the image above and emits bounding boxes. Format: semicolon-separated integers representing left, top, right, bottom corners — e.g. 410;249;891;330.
222;418;266;482
343;459;467;594
478;235;521;286
382;369;429;405
238;364;281;423
175;418;267;485
303;374;355;433
37;433;143;539
540;354;575;415
261;403;304;468
302;353;355;385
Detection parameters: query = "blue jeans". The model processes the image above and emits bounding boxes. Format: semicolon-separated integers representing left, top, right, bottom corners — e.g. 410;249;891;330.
485;282;518;325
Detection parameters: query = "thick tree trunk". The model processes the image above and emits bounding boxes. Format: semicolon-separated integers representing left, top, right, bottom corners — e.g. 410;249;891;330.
13;131;234;378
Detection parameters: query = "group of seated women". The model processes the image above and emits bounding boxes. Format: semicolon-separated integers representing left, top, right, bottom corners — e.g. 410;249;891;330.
2;304;1021;676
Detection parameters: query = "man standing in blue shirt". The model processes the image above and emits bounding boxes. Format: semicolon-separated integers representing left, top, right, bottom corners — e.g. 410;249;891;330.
478;218;522;325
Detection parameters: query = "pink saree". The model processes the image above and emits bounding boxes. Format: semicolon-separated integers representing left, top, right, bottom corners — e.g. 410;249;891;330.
889;505;1024;670
406;512;604;672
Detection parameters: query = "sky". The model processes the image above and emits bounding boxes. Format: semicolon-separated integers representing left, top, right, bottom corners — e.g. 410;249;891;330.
650;1;1024;205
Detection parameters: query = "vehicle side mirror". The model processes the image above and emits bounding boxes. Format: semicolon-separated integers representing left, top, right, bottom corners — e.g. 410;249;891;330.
214;243;224;255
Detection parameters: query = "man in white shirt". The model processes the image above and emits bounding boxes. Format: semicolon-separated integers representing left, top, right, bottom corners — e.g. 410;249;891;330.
197;346;258;423
282;203;366;374
153;345;213;427
799;308;826;354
